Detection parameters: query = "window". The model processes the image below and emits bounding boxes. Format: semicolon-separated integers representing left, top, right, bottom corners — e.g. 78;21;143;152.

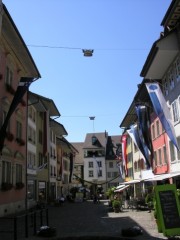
158;148;162;165
107;172;111;178
3;110;10;132
84;149;105;157
177;137;180;160
63;160;68;171
163;78;169;96
38;152;43;167
133;142;138;152
63;174;68;184
169;69;175;90
156;120;160;136
39;130;43;144
28;180;36;200
97;161;102;167
50;147;53;157
92;136;97;145
134;161;137;172
98;170;102;177
28;107;32;119
28;107;36;122
5;66;13;86
28;126;36;143
174;57;180;82
154;151;157;167
16;164;22;183
28;151;36;168
112;172;118;178
172;100;179;123
169;141;175;162
109;162;113;168
89;170;93;177
50;130;55;143
16;121;22;139
88;162;93;168
2;161;11;183
163;145;168;164
151;124;155;139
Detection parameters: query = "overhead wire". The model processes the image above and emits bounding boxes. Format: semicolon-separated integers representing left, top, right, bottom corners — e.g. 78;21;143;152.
27;44;148;51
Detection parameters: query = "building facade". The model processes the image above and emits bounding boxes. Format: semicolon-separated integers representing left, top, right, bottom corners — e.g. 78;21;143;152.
0;3;40;216
119;0;180;192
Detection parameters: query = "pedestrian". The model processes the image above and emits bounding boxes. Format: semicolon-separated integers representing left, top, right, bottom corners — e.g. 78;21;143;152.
93;195;97;204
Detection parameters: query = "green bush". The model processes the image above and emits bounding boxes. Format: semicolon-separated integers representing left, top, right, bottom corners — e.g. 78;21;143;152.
106;187;116;200
112;200;121;209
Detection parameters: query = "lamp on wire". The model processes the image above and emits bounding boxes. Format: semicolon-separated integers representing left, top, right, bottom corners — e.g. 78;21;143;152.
82;49;94;57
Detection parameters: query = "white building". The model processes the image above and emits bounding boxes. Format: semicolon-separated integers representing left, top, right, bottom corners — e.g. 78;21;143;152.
83;132;108;194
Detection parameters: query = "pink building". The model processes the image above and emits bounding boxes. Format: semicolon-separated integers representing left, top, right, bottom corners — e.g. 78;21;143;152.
150;112;170;175
0;4;40;216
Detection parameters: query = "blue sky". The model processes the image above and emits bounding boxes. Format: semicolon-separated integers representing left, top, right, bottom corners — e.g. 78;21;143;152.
3;0;171;142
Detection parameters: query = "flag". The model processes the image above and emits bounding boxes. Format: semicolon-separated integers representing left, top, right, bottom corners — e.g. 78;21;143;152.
135;105;154;158
135;105;153;167
116;161;123;179
146;82;179;151
69;153;74;183
93;155;100;177
127;125;151;169
0;77;33;153
121;134;128;176
37;163;47;172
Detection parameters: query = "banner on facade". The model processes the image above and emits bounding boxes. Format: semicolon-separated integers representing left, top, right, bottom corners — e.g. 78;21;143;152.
0;77;33;153
127;125;151;169
135;105;154;158
93;155;100;178
121;134;128;176
146;82;179;151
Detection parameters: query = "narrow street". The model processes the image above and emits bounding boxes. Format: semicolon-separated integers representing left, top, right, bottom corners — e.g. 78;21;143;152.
29;200;168;240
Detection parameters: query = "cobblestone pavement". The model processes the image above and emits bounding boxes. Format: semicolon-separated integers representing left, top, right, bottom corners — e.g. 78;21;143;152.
28;200;171;240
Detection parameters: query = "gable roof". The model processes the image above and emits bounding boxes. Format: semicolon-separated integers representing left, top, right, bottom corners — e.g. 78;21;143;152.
83;132;107;149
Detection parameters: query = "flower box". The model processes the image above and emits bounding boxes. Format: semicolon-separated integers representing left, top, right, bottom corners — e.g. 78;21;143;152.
1;182;13;191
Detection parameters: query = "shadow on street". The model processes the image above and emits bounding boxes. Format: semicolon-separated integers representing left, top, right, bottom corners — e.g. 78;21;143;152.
42;200;167;240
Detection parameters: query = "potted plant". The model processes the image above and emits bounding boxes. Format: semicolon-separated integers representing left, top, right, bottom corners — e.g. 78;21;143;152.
112;199;121;213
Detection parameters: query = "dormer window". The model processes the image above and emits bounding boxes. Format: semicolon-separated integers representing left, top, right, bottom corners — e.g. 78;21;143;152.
92;136;97;145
